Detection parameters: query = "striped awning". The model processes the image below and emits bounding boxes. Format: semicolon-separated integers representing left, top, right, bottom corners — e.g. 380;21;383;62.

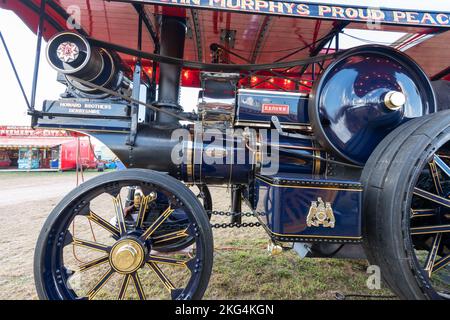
0;138;62;149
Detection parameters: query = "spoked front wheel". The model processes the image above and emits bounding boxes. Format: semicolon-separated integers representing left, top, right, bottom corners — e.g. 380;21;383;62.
34;169;213;300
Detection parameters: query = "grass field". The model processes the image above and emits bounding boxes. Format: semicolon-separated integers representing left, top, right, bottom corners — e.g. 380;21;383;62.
206;234;394;300
0;171;394;300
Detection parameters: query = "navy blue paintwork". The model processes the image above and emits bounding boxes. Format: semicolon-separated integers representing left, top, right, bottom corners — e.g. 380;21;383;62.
180;130;327;184
260;131;327;176
309;46;436;165
181;133;253;184
236;90;309;126
255;173;362;241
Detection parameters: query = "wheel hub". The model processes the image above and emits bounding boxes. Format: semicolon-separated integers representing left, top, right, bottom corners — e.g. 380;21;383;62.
110;239;145;274
384;90;406;110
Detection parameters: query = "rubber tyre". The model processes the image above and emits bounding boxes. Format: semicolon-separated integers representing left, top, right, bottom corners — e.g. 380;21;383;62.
361;110;450;299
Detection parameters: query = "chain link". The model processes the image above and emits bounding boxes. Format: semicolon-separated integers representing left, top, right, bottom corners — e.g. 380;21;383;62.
207;210;265;217
153;210;265;231
207;210;265;229
210;221;262;229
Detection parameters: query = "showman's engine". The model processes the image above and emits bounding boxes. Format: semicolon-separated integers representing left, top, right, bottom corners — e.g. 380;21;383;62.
34;11;439;260
10;0;449;300
41;23;436;189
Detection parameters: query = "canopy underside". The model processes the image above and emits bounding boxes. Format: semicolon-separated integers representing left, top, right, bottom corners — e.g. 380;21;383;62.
1;0;448;77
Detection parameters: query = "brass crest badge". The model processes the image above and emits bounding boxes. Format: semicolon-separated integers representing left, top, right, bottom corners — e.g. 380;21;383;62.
306;197;335;228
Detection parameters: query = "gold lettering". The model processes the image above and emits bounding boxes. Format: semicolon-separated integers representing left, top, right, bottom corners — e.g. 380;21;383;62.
226;0;241;9
242;0;254;10
209;0;225;6
345;8;358;19
421;13;437;24
406;12;419;23
436;14;449;25
283;3;296;14
370;9;385;21
358;8;369;19
269;1;283;13
331;6;345;18
296;4;310;15
318;5;331;16
393;11;406;22
255;0;268;11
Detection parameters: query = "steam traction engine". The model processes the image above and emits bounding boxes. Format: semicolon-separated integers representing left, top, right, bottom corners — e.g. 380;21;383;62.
2;0;450;300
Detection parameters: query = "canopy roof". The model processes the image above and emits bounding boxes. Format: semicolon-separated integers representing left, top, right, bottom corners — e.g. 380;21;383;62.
1;0;448;77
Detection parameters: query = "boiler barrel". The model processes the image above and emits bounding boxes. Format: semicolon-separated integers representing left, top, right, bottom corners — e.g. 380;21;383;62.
179;130;327;184
91;126;180;176
92;126;327;185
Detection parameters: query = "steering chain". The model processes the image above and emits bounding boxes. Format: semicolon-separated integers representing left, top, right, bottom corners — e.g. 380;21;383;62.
208;210;265;229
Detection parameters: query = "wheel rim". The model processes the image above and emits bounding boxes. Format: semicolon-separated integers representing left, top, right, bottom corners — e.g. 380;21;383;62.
410;145;450;299
40;178;209;300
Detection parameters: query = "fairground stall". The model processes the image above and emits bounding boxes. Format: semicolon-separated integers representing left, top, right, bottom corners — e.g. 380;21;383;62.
0;126;97;170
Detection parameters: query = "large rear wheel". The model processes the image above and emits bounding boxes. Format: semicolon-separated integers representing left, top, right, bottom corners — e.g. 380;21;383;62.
362;110;450;299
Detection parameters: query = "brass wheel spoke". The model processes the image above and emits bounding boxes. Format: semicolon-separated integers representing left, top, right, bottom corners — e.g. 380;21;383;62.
86;268;115;300
147;262;175;292
72;237;109;253
140;207;174;241
424;234;442;277
432;254;450;273
136;195;150;228
118;274;131;300
411;224;450;235
152;228;189;245
411;208;437;218
136;193;157;228
413;188;450;209
87;211;120;237
131;272;147;300
147;255;188;268
112;195;127;236
77;256;109;272
428;159;444;195
433;154;450;179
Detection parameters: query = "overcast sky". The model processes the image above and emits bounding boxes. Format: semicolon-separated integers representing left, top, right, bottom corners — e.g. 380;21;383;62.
0;1;449;126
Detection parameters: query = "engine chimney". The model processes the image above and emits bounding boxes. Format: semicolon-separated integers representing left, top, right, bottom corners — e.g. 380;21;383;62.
156;16;186;124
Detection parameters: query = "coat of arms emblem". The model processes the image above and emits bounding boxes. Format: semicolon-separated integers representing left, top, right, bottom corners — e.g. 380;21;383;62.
306;197;335;228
